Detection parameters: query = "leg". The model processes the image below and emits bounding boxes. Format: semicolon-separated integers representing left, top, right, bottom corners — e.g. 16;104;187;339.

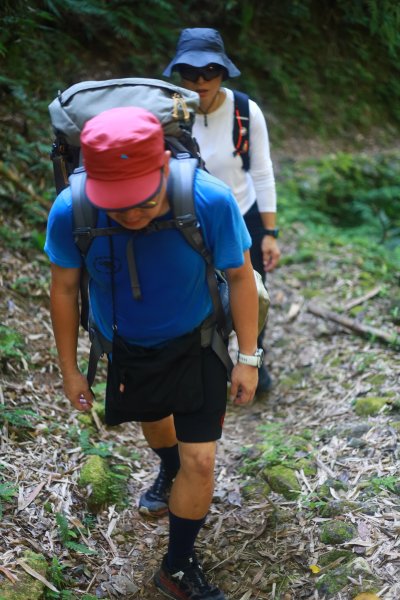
154;441;226;599
141;415;177;448
139;416;180;517
154;347;227;599
170;440;216;519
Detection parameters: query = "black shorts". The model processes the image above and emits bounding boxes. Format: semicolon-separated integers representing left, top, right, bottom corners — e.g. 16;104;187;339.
104;327;227;443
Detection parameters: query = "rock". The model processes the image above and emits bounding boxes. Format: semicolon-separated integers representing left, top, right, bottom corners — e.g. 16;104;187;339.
320;500;361;518
318;549;354;566
78;454;111;512
263;465;301;500
0;550;47;599
354;397;388;416
316;557;379;597
241;479;271;501
320;520;357;544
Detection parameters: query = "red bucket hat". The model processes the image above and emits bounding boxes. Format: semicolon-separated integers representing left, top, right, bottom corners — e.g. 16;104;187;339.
81;106;165;210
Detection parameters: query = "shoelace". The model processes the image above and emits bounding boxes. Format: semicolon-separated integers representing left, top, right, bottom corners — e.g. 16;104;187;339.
149;464;171;497
182;559;216;594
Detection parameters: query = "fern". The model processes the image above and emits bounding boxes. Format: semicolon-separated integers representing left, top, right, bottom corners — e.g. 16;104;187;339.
0;404;39;429
55;512;97;555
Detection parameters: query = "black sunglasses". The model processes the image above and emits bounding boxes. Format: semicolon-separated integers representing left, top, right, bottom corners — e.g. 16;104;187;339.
178;64;225;82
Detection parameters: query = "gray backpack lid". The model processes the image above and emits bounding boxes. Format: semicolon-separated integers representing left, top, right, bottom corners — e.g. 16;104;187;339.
48;77;200;146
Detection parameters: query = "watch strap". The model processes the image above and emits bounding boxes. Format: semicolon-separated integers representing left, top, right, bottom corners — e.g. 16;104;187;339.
263;227;279;238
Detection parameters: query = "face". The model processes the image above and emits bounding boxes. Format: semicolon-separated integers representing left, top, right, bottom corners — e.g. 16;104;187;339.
106;151;170;230
178;64;224;109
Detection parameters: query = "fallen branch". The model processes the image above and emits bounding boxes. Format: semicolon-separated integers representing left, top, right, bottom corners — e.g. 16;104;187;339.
307;302;399;347
0;160;50;209
343;285;383;311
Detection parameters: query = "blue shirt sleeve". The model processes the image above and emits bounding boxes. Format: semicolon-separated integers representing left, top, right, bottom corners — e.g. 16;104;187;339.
44;188;83;268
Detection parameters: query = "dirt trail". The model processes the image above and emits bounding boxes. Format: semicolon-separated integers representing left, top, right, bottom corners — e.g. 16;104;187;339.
1;227;399;599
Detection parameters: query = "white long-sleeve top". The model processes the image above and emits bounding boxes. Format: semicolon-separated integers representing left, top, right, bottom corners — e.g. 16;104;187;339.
192;87;277;216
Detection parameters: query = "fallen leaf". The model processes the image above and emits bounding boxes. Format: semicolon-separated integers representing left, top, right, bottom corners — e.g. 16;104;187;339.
309;564;321;574
353;594;380;600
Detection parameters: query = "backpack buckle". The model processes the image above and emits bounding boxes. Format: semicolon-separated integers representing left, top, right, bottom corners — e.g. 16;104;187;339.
74;226;92;239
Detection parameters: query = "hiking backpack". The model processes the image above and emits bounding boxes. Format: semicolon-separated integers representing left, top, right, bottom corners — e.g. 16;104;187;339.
232;90;250;171
49;77;235;384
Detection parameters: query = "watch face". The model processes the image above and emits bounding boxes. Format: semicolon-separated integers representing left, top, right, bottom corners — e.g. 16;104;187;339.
256;348;264;367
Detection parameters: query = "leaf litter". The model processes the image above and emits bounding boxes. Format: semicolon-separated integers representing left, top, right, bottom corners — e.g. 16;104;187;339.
0;214;400;599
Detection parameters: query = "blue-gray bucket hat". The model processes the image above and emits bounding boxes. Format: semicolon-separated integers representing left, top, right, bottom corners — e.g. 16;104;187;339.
163;28;241;78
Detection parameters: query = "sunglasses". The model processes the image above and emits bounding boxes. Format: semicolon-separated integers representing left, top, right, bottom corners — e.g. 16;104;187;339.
178;64;225;83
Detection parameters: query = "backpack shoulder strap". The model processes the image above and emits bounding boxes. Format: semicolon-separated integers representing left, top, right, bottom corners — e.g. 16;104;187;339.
232;90;250;171
70;167;98;255
167;159;231;346
167;158;212;264
70;167;123;331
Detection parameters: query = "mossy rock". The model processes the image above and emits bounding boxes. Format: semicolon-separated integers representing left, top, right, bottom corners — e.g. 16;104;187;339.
354;396;388;416
318;549;354;567
342;423;371;439
320;520;357;544
0;550;47;600
320;500;361;518
78;454;111;512
294;458;317;477
241;479;271;501
266;508;293;529
316;557;379;597
318;478;349;499
263;465;301;500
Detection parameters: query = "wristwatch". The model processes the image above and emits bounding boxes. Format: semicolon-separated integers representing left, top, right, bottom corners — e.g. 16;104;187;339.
237;348;264;368
263;228;279;238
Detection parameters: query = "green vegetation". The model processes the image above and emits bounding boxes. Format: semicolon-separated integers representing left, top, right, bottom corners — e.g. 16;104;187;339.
0;404;40;430
55;512;97;555
0;325;25;362
0;480;17;519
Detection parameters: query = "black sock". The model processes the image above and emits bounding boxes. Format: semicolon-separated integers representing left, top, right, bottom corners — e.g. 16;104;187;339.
167;510;206;569
152;445;180;479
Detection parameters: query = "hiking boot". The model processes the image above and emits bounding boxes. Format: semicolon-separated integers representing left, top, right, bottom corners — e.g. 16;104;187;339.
257;364;272;394
138;464;173;517
154;554;226;600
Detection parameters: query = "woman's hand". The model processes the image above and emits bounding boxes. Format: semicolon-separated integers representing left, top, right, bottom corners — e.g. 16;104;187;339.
262;236;281;272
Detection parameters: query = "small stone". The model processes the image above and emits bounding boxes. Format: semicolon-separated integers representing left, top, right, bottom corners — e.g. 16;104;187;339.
320;520;357;544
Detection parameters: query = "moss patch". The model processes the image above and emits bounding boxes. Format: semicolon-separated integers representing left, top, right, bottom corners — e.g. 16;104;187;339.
320;520;357;544
0;551;47;600
354;396;389;416
263;465;301;500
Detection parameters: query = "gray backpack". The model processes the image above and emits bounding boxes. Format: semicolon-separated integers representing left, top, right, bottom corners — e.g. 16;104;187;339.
49;77;203;193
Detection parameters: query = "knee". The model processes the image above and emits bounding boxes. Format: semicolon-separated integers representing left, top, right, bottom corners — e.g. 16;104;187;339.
180;446;215;481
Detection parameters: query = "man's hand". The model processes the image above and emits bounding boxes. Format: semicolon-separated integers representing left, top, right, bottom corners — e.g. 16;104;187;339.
229;363;258;406
62;368;94;412
262;236;281;272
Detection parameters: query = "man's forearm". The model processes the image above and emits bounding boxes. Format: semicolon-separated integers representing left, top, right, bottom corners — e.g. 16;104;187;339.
50;291;80;376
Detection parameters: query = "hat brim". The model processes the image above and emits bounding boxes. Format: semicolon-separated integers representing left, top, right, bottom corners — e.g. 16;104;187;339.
163;51;240;78
85;168;163;211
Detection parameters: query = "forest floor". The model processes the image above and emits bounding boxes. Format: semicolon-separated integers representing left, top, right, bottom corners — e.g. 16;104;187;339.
1;168;400;600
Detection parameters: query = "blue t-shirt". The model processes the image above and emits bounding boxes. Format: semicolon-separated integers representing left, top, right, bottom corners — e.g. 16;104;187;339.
45;168;251;346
